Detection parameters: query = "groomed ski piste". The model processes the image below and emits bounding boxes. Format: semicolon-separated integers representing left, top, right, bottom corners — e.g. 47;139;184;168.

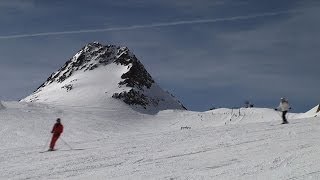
1;101;320;180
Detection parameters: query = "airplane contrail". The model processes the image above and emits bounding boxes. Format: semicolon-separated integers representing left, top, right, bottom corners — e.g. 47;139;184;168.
0;10;300;39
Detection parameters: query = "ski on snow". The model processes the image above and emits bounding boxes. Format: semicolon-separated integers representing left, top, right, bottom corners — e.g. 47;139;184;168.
39;148;85;153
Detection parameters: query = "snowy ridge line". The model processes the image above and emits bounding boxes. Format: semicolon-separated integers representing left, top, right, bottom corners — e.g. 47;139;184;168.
38;103;128;111
6;104;124;112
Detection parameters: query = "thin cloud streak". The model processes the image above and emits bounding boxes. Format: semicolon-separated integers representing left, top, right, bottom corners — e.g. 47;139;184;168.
0;10;300;39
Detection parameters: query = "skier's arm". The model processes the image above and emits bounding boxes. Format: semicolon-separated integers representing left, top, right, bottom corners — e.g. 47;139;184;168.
51;124;57;133
275;102;282;111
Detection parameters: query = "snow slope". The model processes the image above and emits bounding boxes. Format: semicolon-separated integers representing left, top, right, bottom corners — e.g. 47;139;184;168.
1;101;320;179
299;104;320;118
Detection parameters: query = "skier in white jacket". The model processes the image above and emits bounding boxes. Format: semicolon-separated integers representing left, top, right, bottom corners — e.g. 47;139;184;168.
275;98;291;124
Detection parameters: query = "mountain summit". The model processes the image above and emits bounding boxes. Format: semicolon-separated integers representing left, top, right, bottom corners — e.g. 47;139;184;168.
22;42;186;113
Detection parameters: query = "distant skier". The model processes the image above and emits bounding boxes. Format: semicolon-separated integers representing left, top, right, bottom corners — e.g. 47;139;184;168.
49;118;64;151
275;98;291;124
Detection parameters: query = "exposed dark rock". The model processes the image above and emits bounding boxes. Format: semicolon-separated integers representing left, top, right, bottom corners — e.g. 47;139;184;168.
112;89;149;109
116;55;154;90
61;84;73;92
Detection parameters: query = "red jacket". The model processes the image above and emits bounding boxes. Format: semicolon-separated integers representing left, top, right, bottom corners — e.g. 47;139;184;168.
51;123;64;134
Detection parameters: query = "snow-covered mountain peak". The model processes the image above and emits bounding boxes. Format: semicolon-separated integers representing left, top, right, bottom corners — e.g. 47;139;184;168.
22;42;185;113
44;42;132;84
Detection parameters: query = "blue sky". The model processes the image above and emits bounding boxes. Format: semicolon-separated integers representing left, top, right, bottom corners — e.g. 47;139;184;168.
0;0;319;112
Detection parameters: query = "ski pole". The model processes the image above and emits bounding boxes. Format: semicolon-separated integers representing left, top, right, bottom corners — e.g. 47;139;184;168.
276;111;282;118
60;137;73;150
42;134;51;151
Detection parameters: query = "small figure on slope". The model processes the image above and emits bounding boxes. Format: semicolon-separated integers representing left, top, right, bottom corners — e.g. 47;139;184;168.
49;118;64;151
275;98;291;124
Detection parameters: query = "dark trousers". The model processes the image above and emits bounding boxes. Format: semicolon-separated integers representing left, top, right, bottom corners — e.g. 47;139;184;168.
50;133;61;149
282;111;288;123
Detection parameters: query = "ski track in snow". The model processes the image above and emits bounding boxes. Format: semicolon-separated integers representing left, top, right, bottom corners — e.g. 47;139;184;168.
0;102;320;179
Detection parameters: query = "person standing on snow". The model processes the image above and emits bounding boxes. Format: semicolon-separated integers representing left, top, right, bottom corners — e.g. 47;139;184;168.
275;98;291;124
49;118;64;151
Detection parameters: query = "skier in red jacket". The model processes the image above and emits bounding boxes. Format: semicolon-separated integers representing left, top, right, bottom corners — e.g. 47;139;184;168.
49;118;64;151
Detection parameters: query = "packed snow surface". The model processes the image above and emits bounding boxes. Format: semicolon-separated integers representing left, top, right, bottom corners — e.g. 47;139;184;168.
1;101;319;179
